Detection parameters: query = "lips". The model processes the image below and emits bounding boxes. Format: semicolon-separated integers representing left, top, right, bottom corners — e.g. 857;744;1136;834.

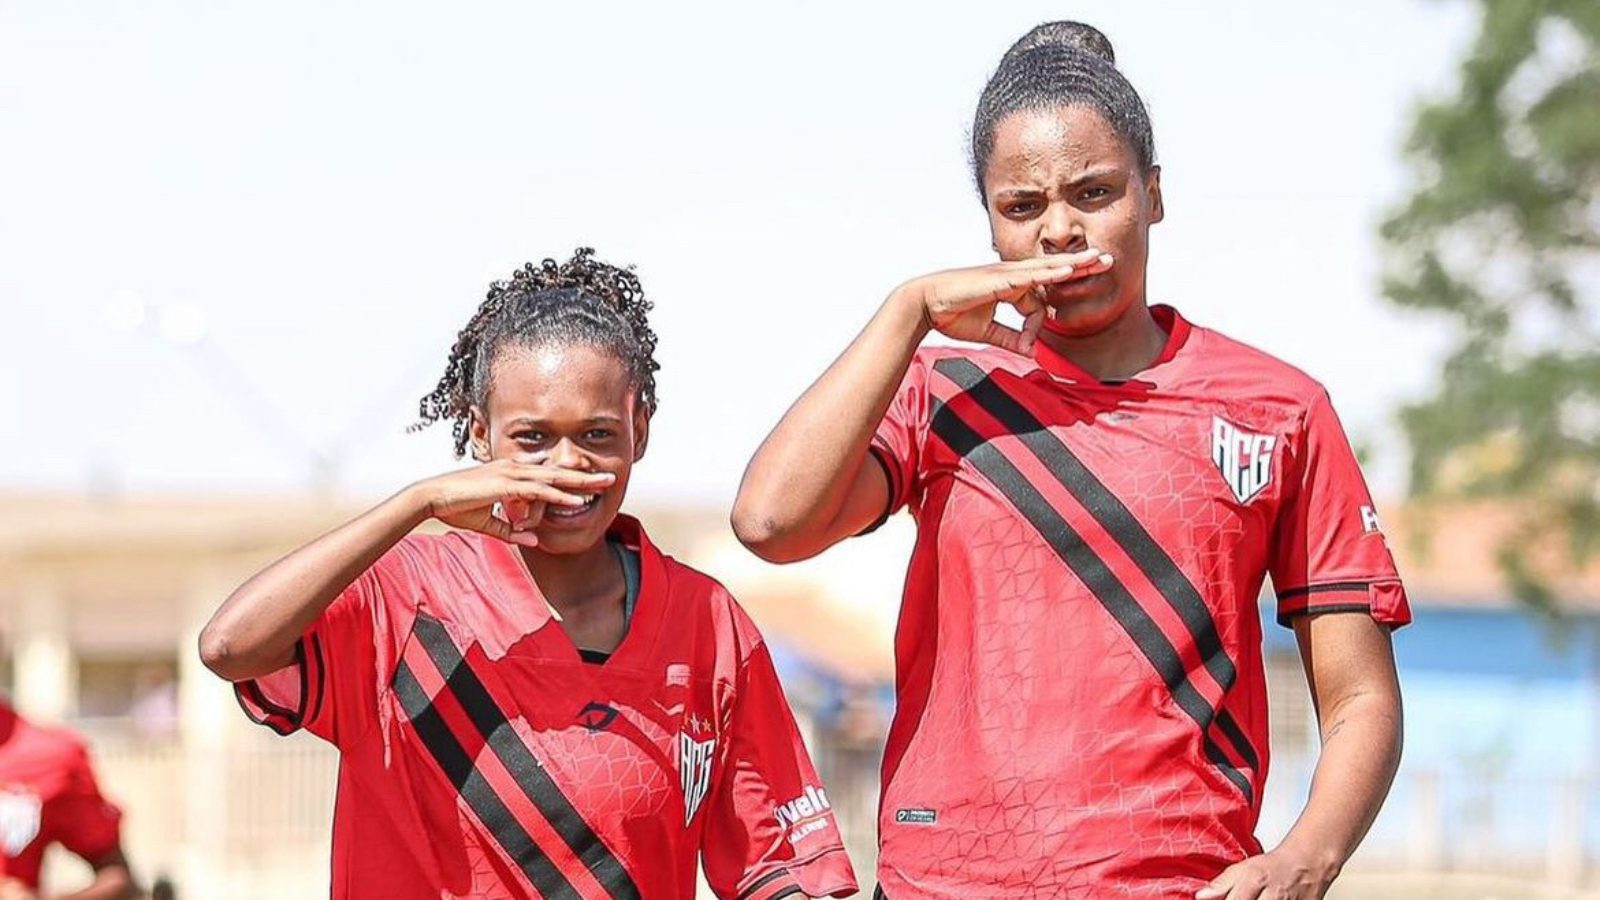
1045;272;1109;302
545;493;601;523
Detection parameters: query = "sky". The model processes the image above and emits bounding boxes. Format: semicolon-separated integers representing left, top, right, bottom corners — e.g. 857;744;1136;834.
0;1;1481;506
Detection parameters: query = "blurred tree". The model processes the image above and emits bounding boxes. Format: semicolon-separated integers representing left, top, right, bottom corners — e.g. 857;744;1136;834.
1382;0;1600;611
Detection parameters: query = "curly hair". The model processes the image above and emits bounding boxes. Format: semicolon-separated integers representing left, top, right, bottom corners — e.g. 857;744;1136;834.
971;21;1155;203
416;248;660;457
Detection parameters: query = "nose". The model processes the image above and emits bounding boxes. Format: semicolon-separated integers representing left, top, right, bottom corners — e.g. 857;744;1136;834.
547;437;590;471
1039;202;1088;256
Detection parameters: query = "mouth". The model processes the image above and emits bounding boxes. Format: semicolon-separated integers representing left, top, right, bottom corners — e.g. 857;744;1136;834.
1043;272;1109;303
544;493;602;524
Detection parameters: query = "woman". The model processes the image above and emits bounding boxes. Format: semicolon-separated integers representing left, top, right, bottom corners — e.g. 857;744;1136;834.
201;250;857;900
734;23;1407;900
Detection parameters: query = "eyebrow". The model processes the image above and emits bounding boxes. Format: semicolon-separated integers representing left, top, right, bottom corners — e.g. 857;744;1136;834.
992;166;1124;198
503;415;625;428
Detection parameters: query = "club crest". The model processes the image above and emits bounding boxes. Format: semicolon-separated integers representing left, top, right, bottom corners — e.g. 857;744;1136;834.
1211;417;1276;503
678;715;716;827
0;788;41;856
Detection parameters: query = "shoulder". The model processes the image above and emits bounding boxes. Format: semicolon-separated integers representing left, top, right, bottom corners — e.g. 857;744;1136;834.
25;723;95;770
908;344;1039;389
1185;322;1331;412
373;530;497;583
658;555;767;661
912;343;1033;372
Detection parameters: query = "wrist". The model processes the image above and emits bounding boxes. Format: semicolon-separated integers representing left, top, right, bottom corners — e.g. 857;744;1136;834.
395;481;441;525
885;281;933;339
1274;837;1345;884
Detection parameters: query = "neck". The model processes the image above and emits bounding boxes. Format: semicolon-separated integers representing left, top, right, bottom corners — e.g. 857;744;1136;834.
1038;302;1168;381
519;540;618;616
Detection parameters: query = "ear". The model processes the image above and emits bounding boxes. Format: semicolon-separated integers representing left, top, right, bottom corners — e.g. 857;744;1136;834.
1146;165;1164;224
632;402;651;464
468;406;493;462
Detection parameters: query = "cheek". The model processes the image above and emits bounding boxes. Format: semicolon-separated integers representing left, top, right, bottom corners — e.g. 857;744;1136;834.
988;215;1036;259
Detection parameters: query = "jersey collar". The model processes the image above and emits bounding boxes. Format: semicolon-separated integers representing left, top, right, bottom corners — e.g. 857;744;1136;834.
1032;304;1191;384
480;513;669;665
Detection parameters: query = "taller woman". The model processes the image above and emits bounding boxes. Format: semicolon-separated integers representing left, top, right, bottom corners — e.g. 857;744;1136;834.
735;22;1406;900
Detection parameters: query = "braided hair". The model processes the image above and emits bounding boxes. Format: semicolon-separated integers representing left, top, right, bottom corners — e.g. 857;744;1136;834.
971;21;1155;203
416;248;660;457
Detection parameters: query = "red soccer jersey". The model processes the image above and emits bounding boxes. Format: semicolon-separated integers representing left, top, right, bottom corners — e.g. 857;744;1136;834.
237;516;857;900
867;306;1411;898
0;706;123;890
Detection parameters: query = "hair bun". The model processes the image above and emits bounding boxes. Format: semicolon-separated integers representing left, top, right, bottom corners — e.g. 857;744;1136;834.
1001;21;1116;66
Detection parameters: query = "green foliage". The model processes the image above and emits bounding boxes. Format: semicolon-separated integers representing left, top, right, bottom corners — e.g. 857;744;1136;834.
1381;0;1600;608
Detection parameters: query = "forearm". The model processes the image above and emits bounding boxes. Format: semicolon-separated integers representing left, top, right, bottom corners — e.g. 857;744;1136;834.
733;287;927;557
199;485;430;681
53;860;136;900
1275;690;1402;877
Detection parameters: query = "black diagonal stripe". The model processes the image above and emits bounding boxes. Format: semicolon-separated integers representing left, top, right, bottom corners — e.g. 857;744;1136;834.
392;662;579;900
936;359;1262;774
412;615;643;900
930;396;1253;802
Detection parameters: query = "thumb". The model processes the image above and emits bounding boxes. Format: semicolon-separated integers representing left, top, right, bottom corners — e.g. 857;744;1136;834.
1019;308;1046;352
1196;865;1242;899
979;317;1034;355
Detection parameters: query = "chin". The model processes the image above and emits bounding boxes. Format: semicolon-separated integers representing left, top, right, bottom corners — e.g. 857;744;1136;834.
1045;304;1123;338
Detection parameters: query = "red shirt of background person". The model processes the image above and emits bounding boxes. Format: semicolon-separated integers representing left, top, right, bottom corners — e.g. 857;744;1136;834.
201;250;857;900
734;21;1407;900
0;702;138;900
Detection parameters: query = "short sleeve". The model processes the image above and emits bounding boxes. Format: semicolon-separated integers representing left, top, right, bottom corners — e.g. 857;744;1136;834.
700;642;858;900
49;742;122;863
1269;389;1413;629
861;352;935;534
235;539;423;746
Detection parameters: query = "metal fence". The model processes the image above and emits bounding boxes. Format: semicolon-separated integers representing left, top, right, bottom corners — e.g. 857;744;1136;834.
45;724;1600;898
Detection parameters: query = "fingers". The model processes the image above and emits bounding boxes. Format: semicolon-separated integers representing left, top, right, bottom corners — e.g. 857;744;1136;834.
507;499;546;539
502;480;593;508
499;460;617;492
980;252;1116;301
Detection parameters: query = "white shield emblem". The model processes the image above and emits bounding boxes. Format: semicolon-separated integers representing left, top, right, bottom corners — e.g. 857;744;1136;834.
678;728;716;826
1211;417;1276;503
0;789;41;856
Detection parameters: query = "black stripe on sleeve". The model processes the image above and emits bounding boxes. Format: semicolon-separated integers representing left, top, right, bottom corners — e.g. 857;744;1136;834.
855;443;901;536
392;662;579;900
411;615;643;900
936;358;1263;776
928;397;1253;802
1279;602;1375;626
1276;581;1371;600
232;638;311;736
307;633;327;727
739;869;793;899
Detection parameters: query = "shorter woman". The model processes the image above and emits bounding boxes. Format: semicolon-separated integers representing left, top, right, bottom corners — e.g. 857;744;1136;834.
201;250;857;900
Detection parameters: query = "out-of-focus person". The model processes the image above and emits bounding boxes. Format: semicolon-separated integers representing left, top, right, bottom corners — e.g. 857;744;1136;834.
0;697;139;899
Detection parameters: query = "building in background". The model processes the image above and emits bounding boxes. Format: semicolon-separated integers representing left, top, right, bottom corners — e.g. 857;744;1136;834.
2;492;1598;898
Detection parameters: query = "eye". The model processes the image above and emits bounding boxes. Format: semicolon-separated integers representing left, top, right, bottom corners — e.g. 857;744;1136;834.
1079;186;1112;202
512;432;547;446
1002;199;1042;218
584;428;615;442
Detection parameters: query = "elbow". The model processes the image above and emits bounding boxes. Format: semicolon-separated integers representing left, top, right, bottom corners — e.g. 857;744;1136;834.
730;502;809;564
198;621;253;683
